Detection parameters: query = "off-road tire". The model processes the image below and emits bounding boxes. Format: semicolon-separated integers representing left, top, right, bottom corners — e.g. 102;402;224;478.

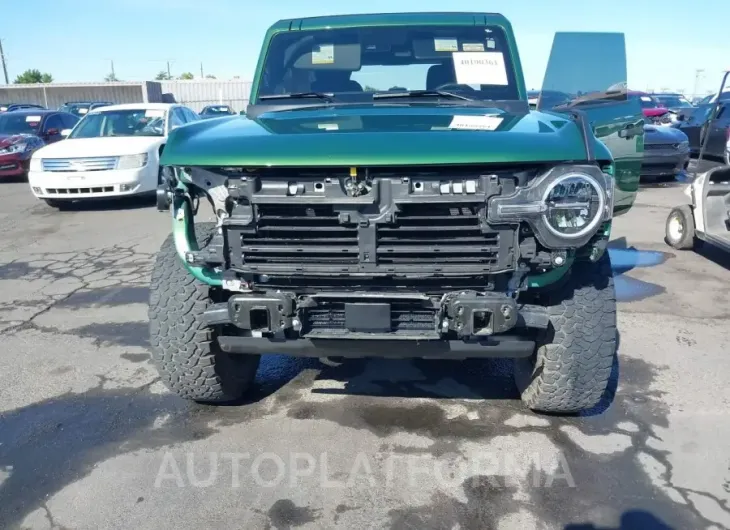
515;254;617;414
148;223;260;403
665;204;696;250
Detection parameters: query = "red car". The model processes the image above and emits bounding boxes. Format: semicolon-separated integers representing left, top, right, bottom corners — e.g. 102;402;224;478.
0;109;78;178
629;90;670;120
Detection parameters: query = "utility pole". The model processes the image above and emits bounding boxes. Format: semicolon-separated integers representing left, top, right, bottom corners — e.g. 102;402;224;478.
200;62;204;78
167;60;171;79
0;39;9;85
693;69;705;100
110;60;115;79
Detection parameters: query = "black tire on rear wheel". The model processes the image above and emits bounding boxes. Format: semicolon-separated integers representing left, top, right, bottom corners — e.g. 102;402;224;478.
514;254;617;414
148;222;260;403
665;204;696;250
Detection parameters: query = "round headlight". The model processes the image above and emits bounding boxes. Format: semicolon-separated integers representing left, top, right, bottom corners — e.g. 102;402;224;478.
542;173;605;239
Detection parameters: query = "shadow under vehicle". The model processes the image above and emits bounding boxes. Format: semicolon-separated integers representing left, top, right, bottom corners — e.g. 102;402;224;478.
666;71;730;255
150;12;644;415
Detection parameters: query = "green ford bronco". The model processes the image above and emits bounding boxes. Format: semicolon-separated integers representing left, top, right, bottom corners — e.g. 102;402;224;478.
149;12;643;413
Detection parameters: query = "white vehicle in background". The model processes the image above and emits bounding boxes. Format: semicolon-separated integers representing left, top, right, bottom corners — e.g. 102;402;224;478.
28;103;200;209
666;72;730;254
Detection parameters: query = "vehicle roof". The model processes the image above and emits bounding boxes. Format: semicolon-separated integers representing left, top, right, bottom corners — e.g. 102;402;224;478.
273;12;508;31
87;103;176;113
0;109;56;116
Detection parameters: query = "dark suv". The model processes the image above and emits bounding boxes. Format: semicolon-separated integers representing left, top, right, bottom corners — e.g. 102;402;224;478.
673;102;730;164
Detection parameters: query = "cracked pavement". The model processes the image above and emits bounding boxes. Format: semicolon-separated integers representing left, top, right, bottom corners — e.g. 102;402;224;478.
0;181;729;529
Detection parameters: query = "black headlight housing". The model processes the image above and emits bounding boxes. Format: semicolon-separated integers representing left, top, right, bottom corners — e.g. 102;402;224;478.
487;164;613;249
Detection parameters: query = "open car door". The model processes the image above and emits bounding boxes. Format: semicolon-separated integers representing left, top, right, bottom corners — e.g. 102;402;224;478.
538;32;644;215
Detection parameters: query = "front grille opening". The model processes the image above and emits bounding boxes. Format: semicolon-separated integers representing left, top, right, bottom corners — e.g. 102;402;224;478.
46;186;114;194
302;299;436;335
242;204;359;265
377;204;499;265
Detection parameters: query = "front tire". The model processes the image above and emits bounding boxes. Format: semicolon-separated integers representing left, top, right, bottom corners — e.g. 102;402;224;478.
665;205;696;250
148;223;260;403
515;255;617;414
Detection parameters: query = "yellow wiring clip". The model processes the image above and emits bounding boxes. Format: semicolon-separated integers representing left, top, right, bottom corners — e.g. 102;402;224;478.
350;167;357;177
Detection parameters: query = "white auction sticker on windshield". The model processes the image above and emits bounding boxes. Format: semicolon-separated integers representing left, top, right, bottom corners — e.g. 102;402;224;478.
640;96;652;102
78;108;88;114
434;38;458;52
462;42;485;52
486;38;496;49
312;44;334;65
26;115;41;122
318;123;339;131
453;52;508;86
448;115;503;131
145;109;165;118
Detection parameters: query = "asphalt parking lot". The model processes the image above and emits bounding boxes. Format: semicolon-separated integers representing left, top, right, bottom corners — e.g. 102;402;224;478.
1;175;729;530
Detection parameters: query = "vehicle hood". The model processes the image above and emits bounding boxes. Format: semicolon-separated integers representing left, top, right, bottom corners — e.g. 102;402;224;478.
644;124;688;144
162;106;593;167
33;136;164;158
643;107;669;118
0;133;39;148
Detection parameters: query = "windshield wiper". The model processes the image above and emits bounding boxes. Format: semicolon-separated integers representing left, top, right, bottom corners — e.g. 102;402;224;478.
372;90;475;102
259;92;334;102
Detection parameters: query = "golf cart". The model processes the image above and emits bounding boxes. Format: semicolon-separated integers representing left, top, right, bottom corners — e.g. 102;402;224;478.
666;71;730;253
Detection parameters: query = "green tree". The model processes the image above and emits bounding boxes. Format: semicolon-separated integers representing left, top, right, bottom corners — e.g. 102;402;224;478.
14;69;53;84
205;74;217;79
104;72;120;82
155;71;172;80
178;72;194;80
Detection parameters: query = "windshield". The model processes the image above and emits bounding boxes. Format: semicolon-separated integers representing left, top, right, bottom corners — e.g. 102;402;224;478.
69;109;166;138
634;94;661;108
202;105;233;114
655;95;692;108
0;113;42;135
255;25;519;105
66;104;94;117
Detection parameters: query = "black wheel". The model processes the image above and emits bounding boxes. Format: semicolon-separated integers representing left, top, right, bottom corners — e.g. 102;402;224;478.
515;254;617;414
44;199;70;210
665;205;696;250
148;223;260;403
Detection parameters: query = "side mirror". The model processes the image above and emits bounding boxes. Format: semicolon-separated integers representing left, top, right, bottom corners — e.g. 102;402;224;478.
60;129;72;138
46;128;60;137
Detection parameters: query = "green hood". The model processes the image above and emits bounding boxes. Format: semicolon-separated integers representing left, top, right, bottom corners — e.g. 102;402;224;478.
162;106;599;167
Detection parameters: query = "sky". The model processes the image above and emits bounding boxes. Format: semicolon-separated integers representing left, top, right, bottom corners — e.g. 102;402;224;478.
0;0;727;96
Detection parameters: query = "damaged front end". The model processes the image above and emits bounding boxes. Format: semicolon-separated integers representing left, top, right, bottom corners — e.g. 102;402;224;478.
156;162;614;358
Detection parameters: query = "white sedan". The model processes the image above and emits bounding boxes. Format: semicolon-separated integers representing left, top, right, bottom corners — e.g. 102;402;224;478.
28;103;199;209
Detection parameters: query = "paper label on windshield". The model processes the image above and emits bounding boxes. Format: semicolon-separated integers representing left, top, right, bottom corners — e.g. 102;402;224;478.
462;42;485;52
318;123;339;131
453;52;508;86
145;109;165;118
434;38;459;52
448;115;503;131
312;44;334;64
0;106;7;111
486;38;496;49
26;115;41;122
640;96;652;102
78;108;88;114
